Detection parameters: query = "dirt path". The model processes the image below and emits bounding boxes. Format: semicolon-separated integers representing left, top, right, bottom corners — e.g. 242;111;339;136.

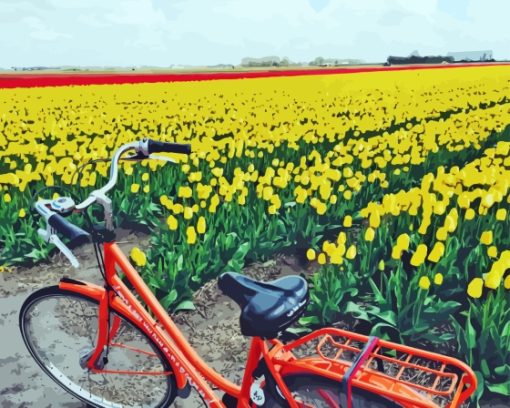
0;229;303;407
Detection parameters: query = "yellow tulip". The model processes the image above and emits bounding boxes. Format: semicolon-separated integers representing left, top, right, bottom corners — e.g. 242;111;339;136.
186;226;197;245
197;216;206;234
345;245;357;259
337;232;347;245
183;207;193;220
130;183;140;193
464;208;475;220
484;271;501;289
4;193;12;203
18;208;26;218
418;276;431;290
504;275;510;289
306;248;316;261
411;244;428;267
481;193;494;208
130;247;147;267
262;186;273;201
316;201;327;215
322;241;335;256
167;215;178;230
317;253;326;265
480;231;493;245
427;242;445;263
396;233;410;250
369;211;381;228
457;194;470;209
330;250;343;265
172;203;183;214
496;208;507;221
434;273;443;285
467;278;484;298
487;246;498;258
364;227;375;242
436;227;448;241
343;215;352;228
178;186;193;199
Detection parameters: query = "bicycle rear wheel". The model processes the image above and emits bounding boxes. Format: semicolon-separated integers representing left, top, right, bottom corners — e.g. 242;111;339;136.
19;286;176;408
263;374;402;407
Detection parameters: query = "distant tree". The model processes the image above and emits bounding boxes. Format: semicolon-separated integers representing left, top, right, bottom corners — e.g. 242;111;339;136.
310;57;325;66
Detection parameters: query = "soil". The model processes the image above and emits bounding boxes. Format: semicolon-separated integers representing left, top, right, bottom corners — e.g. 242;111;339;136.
0;229;507;408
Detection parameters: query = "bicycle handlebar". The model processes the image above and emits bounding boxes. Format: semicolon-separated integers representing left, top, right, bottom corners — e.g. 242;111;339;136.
147;139;191;155
48;213;90;246
34;138;191;267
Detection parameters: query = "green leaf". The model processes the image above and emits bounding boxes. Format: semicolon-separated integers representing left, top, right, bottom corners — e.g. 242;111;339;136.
345;301;371;321
233;242;250;261
161;289;178;310
486;381;510;396
466;310;477;350
501;321;510;338
285;326;311;335
298;316;320;326
480;359;491;379
494;364;510;377
367;309;397;327
174;300;196;312
474;371;485;400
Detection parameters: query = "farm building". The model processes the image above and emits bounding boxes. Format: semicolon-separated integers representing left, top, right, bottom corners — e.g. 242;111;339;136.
446;50;493;62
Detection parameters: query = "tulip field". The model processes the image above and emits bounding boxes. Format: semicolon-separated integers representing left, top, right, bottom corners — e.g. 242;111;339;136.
1;65;510;401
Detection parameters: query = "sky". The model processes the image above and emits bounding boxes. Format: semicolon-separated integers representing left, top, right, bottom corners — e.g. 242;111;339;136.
0;0;507;67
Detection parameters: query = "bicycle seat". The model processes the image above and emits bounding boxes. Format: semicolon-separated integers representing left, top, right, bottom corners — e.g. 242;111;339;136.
218;272;309;338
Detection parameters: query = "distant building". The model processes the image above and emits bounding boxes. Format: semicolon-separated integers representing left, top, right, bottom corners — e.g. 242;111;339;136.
387;55;453;65
446;50;494;62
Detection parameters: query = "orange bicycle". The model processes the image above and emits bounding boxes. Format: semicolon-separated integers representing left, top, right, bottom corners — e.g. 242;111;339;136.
20;139;477;408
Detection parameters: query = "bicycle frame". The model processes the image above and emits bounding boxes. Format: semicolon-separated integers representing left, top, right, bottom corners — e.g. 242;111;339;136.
58;240;477;408
59;241;273;408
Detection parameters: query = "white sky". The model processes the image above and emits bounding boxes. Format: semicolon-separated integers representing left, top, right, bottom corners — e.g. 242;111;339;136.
0;0;507;67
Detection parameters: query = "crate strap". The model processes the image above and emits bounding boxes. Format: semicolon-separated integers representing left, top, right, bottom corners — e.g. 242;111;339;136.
340;336;380;408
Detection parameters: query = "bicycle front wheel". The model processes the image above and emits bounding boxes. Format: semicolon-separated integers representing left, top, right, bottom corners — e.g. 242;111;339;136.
263;374;402;407
19;286;176;408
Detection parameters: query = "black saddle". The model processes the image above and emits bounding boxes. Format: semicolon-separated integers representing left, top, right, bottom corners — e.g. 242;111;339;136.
218;272;309;338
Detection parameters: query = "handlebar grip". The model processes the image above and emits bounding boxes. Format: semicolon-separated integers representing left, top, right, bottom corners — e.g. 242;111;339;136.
147;139;191;155
48;213;90;246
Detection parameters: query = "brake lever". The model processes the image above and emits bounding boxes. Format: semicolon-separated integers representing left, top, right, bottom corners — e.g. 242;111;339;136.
122;153;146;161
149;154;177;163
37;228;80;268
122;153;176;164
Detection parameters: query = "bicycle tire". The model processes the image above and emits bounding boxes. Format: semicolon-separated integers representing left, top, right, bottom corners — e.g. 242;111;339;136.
19;286;177;408
262;373;402;407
